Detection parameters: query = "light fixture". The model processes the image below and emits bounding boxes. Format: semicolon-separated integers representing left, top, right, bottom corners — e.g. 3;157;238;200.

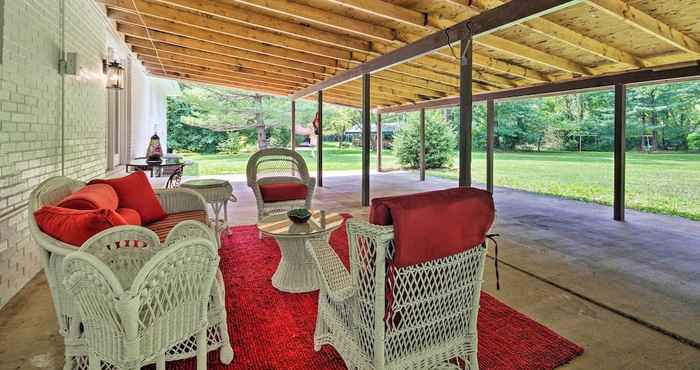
103;59;125;89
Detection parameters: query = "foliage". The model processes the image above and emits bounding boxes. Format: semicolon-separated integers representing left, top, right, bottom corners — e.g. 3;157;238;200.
269;126;291;148
167;98;226;154
688;131;700;151
394;110;456;169
216;132;246;155
328;108;358;147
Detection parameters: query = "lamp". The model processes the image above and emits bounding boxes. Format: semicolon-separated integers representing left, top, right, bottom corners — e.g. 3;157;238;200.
103;59;125;89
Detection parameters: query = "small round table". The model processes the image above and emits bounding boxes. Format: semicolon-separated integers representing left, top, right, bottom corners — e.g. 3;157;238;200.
181;179;237;234
125;157;185;177
258;210;344;293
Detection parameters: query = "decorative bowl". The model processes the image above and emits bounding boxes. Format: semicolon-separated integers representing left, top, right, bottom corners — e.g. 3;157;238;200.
287;208;312;224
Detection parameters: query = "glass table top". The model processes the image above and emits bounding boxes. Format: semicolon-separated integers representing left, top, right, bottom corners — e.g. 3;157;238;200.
258;210;344;237
127;157;184;166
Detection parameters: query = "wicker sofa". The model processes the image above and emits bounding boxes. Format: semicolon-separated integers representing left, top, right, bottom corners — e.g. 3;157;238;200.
28;175;233;370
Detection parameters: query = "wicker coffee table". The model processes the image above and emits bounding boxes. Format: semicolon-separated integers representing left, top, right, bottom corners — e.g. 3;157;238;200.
258;210;343;293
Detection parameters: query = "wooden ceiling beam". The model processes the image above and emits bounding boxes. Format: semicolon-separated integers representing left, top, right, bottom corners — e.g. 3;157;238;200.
324;0;592;76
104;1;353;61
143;62;304;90
108;9;347;69
228;0;396;42
140;59;306;89
156;0;370;52
137;53;313;84
471;0;644;67
119;24;333;75
129;43;322;81
587;0;700;55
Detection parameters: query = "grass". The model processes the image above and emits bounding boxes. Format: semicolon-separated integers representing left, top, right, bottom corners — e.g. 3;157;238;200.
180;145;700;221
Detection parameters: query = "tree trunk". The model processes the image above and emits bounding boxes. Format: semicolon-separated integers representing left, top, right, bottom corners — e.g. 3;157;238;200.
255;94;267;150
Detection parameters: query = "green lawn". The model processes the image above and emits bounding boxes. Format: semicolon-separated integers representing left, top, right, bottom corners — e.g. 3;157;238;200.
180;146;700;221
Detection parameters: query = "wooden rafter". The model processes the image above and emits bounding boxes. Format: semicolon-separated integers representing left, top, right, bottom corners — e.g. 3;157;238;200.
587;0;700;55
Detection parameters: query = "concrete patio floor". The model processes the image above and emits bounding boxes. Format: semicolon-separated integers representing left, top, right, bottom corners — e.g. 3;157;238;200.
1;171;698;369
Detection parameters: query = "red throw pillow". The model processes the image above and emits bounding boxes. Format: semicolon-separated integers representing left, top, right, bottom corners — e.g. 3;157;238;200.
116;208;141;225
369;187;495;267
259;182;308;203
57;184;118;210
89;171;166;225
34;206;128;247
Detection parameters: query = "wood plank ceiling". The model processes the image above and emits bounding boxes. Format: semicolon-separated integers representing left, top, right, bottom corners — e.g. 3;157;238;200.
98;0;700;109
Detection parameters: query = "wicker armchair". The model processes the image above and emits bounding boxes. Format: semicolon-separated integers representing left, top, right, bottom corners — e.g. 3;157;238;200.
307;219;488;370
246;148;315;222
63;230;219;370
28;176;233;370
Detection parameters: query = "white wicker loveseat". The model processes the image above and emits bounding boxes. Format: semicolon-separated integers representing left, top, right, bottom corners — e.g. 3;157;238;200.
246;148;316;222
28;176;233;370
307;187;495;370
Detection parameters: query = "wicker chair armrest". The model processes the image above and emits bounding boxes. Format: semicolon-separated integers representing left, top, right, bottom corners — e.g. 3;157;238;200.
307;239;353;302
306;177;316;190
155;188;207;214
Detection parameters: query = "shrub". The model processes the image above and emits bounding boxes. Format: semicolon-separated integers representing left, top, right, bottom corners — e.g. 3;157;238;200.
688;132;700;151
216;132;245;154
269;126;291;148
394;114;456;169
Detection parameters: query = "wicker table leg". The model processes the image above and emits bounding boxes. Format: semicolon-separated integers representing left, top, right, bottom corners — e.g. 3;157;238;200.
272;237;319;293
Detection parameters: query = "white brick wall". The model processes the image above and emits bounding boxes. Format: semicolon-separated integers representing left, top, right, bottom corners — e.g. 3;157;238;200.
0;0;119;308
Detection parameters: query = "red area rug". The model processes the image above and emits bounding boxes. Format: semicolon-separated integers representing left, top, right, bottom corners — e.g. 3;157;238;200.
171;217;584;369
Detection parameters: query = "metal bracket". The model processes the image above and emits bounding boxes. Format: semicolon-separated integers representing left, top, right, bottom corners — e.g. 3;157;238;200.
59;52;77;75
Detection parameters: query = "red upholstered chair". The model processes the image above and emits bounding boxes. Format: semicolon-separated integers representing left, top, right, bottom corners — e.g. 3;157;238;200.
246;148;316;223
307;187;495;370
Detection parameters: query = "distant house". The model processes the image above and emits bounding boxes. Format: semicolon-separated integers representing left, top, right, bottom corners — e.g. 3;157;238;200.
346;123;397;149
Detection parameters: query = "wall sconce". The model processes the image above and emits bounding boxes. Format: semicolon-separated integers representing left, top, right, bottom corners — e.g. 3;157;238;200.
103;59;125;89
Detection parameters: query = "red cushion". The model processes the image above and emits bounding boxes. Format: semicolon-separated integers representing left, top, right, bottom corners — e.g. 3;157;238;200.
33;206;128;247
57;184;118;210
145;210;209;242
116;208;141;225
259;182;308;203
89;171;166;225
369;187;495;267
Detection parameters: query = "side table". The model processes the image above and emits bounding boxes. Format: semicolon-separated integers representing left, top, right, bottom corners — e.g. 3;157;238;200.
181;179;237;234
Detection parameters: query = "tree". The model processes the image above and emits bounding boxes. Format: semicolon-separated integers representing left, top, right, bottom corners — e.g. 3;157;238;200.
394;110;456;169
178;84;291;150
328;108;358;148
167;97;226;153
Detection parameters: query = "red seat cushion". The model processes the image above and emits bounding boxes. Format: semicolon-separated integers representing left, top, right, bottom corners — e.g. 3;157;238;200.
89;171;166;225
33;206;128;247
57;184;118;210
369;187;495;267
116;208;141;225
145;210;209;242
259;182;308;203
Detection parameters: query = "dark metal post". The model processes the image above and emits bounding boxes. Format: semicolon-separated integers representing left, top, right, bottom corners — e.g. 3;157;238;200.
486;99;495;193
376;113;382;173
459;35;473;187
614;83;626;221
419;108;426;181
362;74;371;207
317;91;323;187
291;100;296;151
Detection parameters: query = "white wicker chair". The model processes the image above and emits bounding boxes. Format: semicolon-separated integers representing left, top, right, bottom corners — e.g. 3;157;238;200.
307;219;488;370
246;148;316;222
27;176;233;370
63;234;219;370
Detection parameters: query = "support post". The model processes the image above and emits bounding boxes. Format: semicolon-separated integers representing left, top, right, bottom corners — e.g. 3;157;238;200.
291;100;296;151
459;35;473;187
376;113;382;173
419;108;426;181
317;91;323;187
614;83;626;221
486;99;495;193
362;74;371;207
